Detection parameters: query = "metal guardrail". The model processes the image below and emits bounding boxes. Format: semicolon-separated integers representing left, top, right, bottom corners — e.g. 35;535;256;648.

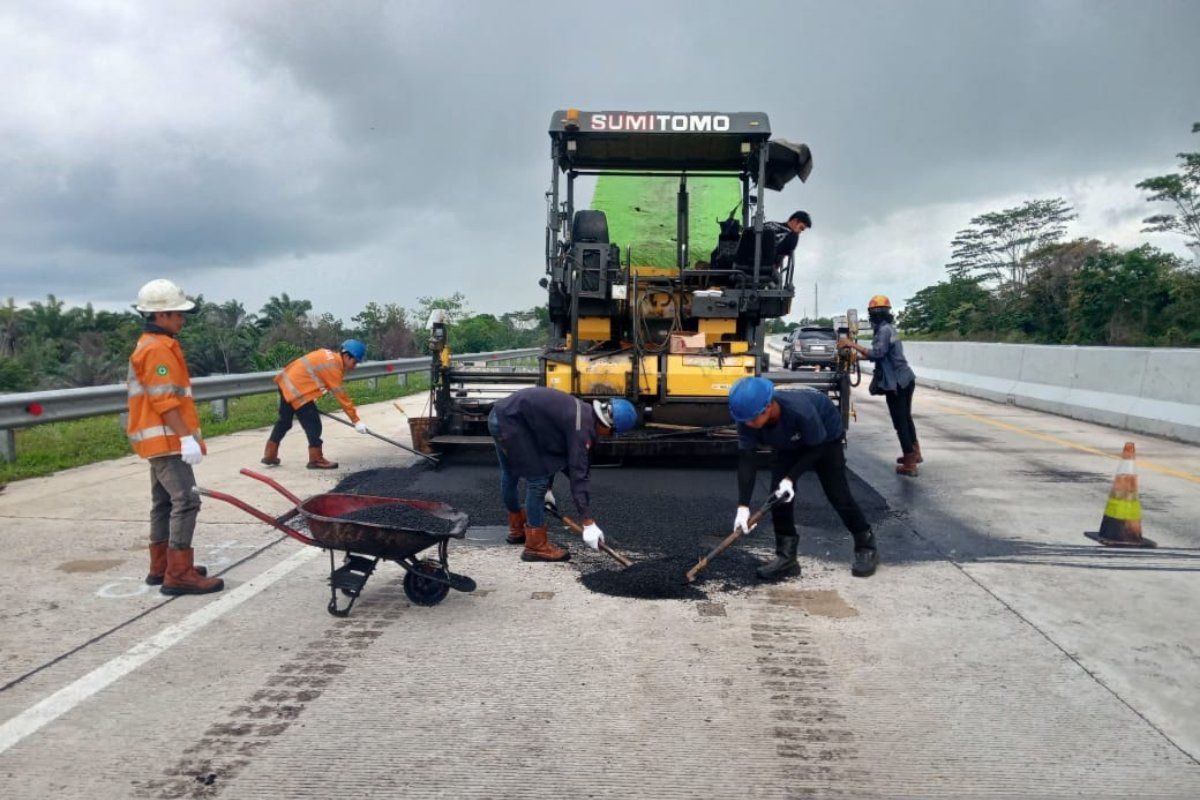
0;348;540;461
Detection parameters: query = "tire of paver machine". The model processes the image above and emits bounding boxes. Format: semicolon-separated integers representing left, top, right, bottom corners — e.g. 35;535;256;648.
403;559;451;606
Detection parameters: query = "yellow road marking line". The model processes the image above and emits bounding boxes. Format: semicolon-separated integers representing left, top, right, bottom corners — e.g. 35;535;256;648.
930;401;1200;485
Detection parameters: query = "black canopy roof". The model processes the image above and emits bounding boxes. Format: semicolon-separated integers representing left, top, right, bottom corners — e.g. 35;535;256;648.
548;110;811;187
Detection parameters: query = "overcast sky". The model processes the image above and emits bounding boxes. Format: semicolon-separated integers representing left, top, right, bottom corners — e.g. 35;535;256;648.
2;0;1197;323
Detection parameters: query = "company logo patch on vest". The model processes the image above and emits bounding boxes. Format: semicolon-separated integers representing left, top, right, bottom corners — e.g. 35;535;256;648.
589;113;732;132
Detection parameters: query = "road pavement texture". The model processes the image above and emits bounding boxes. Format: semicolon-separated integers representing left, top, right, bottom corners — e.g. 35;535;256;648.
333;455;887;600
1;388;1199;798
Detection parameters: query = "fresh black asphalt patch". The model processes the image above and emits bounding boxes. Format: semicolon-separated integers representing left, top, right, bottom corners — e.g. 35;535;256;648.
335;453;888;600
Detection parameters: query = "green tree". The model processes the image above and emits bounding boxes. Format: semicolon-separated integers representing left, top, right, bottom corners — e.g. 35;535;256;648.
451;314;509;353
257;293;313;331
900;277;994;336
1067;246;1177;345
352;302;416;359
412;293;470;328
1136;122;1200;256
947;198;1077;289
1009;239;1108;342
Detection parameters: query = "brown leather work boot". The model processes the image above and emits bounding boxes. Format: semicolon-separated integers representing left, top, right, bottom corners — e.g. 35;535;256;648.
521;525;569;562
261;440;281;466
506;509;527;544
895;453;919;477
899;442;924;464
146;540;207;585
161;547;224;595
306;446;338;470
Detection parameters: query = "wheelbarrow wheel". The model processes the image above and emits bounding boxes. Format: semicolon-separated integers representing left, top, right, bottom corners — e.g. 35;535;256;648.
404;559;451;606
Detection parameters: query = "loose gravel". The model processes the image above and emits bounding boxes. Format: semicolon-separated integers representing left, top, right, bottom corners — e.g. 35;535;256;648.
335;453;886;601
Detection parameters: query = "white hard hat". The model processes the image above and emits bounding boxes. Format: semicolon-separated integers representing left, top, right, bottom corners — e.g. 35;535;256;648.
135;279;195;313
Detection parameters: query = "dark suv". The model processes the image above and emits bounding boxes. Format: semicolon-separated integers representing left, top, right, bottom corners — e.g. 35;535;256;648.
782;326;838;370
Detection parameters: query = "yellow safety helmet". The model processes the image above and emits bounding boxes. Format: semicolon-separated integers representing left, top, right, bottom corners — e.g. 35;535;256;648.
867;294;892;310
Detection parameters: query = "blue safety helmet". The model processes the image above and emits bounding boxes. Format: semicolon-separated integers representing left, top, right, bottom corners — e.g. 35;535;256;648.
729;376;774;422
340;339;367;362
592;398;638;434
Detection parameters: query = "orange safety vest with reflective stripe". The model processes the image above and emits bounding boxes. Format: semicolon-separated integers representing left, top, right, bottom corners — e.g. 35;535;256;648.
126;332;201;459
274;348;359;423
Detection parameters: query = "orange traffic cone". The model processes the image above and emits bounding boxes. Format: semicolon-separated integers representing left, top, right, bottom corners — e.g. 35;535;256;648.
1084;442;1156;548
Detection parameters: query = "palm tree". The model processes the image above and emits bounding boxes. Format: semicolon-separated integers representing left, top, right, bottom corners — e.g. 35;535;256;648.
258;294;313;331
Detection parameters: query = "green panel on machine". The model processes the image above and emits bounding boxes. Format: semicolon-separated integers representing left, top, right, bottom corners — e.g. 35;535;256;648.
590;175;741;268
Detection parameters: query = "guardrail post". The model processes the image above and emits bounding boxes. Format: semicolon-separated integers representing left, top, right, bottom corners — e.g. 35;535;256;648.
399;372;408;389
0;428;14;463
210;398;228;421
367;377;378;391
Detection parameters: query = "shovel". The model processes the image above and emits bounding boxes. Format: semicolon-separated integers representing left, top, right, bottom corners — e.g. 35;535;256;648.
543;498;634;568
683;495;781;584
319;410;440;467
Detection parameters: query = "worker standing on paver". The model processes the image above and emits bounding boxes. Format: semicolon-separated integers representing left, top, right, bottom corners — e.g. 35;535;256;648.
729;377;878;579
839;295;920;476
127;279;223;595
262;339;369;470
488;387;637;562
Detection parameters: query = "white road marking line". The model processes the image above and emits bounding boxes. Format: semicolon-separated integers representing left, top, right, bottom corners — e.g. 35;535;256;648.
0;546;319;756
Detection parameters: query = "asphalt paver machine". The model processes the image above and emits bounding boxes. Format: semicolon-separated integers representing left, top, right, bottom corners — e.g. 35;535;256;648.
428;109;856;457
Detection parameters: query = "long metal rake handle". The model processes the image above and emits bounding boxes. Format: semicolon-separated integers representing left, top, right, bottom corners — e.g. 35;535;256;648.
319;410;439;465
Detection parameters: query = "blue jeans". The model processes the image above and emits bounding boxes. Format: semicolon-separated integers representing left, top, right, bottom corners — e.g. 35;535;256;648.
489;411;549;528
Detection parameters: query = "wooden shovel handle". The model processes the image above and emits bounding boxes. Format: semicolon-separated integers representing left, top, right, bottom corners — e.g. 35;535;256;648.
557;512;634;568
684;500;777;584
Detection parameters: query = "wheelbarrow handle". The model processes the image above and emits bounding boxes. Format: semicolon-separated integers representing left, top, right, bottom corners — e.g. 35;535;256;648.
193;485;318;547
684;496;781;584
544;503;634;568
239;468;304;506
319;410;439;465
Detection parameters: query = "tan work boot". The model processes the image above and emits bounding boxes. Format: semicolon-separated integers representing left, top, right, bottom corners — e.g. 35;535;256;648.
306;446;338;470
896;442;924;464
161;547;224;595
261;440;281;466
146;540;207;585
506;510;527;544
521;525;569;562
895;453;919;477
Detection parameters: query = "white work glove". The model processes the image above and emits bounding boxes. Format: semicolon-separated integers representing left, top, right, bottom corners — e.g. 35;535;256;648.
733;506;752;535
355;421;369;434
544;489;558;512
774;477;795;503
582;522;605;550
180;435;203;466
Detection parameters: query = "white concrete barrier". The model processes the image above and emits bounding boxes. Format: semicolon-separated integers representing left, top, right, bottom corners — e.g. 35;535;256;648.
860;341;1200;444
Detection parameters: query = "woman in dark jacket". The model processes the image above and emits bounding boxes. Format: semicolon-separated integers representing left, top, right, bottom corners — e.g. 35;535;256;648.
840;295;921;476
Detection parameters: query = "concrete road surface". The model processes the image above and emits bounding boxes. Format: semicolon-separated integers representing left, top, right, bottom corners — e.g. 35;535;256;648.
1;386;1198;798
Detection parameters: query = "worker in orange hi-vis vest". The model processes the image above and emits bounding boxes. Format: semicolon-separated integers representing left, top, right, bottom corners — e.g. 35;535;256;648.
261;339;368;470
127;279;223;596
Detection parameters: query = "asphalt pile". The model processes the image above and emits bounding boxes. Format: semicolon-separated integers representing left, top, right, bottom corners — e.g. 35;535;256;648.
335;455;886;601
337;504;454;535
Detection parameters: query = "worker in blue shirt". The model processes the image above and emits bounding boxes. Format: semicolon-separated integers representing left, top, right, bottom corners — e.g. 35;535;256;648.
488;387;638;562
729;377;878;579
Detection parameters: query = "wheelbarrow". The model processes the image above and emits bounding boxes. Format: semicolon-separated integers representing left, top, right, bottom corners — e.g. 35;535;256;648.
197;469;474;616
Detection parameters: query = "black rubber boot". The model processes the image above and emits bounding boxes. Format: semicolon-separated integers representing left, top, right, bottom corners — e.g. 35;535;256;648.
756;535;800;580
852;530;878;577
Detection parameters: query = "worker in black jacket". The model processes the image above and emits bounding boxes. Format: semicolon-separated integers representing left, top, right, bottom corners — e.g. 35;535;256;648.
729;377;877;579
488;387;637;562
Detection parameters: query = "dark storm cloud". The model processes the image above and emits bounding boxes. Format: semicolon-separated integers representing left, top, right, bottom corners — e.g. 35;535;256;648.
1;0;1197;317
